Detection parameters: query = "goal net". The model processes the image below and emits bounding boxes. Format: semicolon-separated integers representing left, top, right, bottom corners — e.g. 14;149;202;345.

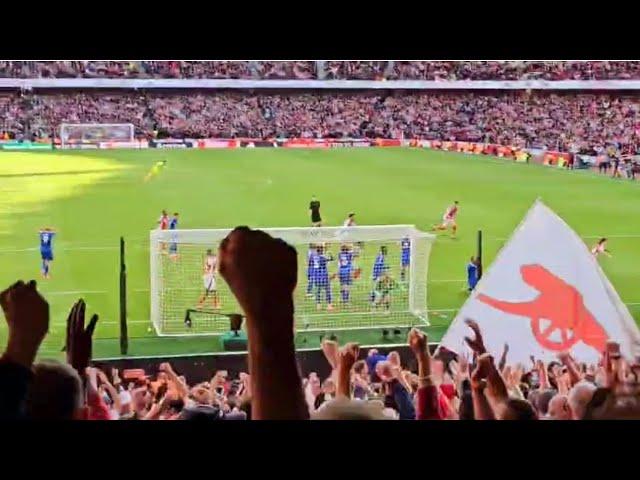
59;123;134;148
150;226;435;336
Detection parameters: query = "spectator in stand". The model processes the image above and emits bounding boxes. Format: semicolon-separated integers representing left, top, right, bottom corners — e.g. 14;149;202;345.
2;89;640;155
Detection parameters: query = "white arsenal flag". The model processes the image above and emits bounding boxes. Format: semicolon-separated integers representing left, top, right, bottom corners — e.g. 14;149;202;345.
439;200;640;365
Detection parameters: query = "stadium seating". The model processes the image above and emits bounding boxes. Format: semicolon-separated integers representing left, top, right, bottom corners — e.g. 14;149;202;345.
1;90;639;154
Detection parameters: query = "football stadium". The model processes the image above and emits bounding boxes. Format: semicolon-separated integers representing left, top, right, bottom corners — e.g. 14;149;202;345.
1;61;640;420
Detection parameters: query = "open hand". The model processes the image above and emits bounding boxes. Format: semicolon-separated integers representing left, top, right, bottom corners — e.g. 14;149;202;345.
464;319;487;355
65;299;98;375
338;343;360;371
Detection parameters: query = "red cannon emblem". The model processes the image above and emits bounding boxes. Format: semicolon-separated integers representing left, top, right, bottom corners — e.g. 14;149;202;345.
476;264;608;352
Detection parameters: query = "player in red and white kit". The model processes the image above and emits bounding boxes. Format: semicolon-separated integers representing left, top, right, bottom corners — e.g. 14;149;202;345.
158;210;169;230
591;237;612;258
157;210;169;252
432;201;459;237
198;249;221;309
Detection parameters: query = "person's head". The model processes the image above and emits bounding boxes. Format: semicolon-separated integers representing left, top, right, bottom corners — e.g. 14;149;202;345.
162;209;167;216
352;360;369;379
26;361;85;420
387;351;401;368
470;256;476;263
454;200;459;205
173;212;179;218
496;398;538;420
206;248;212;256
568;381;597;420
348;212;355;219
312;398;392;420
341;244;349;253
308;375;321;396
533;389;556;416
599;237;607;245
380;246;387;256
375;361;394;382
212;370;228;387
547;394;572;420
311;195;316;201
316;244;324;254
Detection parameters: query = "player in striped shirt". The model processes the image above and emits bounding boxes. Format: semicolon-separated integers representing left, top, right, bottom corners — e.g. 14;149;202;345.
432;201;459;237
197;249;220;310
158;210;169;253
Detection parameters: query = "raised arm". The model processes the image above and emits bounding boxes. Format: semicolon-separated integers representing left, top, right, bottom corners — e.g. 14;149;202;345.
97;368;121;415
218;227;308;420
470;354;496;420
159;362;189;400
0;280;49;420
336;343;359;399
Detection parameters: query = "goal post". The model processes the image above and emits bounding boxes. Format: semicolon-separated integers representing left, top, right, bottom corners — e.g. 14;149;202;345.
150;226;435;336
59;123;134;148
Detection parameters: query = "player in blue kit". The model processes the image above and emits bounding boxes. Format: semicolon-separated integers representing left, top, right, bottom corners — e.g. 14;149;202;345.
311;244;333;311
467;256;479;292
337;244;355;306
400;237;411;282
39;227;56;279
370;245;388;303
306;243;316;297
168;212;179;260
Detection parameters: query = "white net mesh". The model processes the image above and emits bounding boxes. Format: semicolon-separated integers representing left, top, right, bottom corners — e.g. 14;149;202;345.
59;123;134;146
150;226;435;336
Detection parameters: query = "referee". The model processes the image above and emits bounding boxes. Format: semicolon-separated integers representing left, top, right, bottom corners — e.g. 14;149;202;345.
309;195;322;227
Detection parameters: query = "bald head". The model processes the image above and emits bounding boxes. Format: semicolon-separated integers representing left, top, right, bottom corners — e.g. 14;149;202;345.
568;381;597;420
547;394;571;420
27;360;84;420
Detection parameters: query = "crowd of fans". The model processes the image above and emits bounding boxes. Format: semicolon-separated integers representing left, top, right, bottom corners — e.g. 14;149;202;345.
1;227;639;421
2;90;639;154
2;61;640;80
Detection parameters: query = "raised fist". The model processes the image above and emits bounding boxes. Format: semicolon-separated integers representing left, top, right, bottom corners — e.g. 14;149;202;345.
1;280;49;367
407;328;428;355
218;227;297;319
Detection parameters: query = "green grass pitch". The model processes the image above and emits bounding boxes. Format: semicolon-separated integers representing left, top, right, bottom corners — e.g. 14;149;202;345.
0;148;638;359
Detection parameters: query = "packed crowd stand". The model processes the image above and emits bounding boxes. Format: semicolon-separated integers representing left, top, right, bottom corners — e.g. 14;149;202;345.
2;61;640;80
1;90;640;155
0;227;638;420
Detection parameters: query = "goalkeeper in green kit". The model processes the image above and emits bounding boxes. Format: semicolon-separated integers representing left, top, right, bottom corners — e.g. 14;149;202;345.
145;159;167;182
372;268;398;313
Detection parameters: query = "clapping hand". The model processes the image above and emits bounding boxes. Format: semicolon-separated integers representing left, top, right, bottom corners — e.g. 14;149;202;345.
65;299;98;375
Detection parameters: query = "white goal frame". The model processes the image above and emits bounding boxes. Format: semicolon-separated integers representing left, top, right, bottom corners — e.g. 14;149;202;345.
59;123;134;148
150;225;435;336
